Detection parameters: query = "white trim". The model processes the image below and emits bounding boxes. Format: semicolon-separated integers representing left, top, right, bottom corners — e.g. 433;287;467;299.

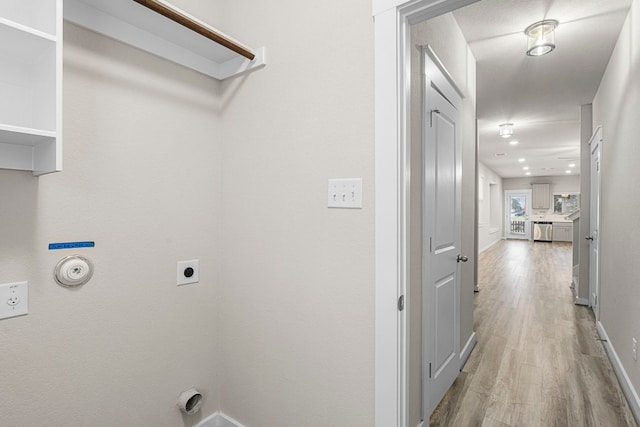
196;411;246;427
373;1;480;426
589;126;603;319
596;321;640;425
574;297;589;306
459;331;477;368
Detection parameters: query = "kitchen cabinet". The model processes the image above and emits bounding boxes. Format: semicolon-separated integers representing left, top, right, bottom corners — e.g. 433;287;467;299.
552;222;573;242
532;183;550;209
0;0;62;175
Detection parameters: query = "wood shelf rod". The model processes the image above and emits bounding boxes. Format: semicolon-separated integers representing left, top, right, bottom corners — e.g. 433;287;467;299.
132;0;256;60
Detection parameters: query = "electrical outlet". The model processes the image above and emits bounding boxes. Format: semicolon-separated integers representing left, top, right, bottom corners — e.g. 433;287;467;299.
0;281;28;320
633;337;637;362
177;260;199;286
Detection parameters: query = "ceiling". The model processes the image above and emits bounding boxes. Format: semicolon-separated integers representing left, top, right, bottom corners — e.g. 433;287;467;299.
452;0;633;178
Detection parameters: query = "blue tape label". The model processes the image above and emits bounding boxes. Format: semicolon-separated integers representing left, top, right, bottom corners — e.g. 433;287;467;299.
48;241;95;250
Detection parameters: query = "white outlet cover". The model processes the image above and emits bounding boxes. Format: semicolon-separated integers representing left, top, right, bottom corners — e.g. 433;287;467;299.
177;260;199;286
0;281;28;320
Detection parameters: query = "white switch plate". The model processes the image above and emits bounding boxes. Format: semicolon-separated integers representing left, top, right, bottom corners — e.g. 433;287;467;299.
177;260;199;286
0;281;28;320
328;178;363;209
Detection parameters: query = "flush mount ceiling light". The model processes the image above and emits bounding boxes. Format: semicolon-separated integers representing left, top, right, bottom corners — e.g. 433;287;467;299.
525;20;558;56
499;123;514;138
509;140;519;146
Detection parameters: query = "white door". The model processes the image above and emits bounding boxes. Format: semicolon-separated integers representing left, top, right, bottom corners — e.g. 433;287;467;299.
589;127;602;319
505;190;532;240
422;82;462;418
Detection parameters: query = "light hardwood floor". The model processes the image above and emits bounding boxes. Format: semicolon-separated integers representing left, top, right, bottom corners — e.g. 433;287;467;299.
430;239;638;427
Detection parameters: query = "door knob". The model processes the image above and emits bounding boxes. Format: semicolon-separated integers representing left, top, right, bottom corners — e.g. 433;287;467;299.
457;254;469;263
585;236;594;241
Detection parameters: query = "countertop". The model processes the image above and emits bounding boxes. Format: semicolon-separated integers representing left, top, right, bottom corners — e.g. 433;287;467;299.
532;214;573;223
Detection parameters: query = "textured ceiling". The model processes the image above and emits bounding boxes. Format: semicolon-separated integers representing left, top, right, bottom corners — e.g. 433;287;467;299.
453;0;632;178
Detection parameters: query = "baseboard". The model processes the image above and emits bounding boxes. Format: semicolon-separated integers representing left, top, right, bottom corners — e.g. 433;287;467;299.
574;296;589;306
596;321;640;425
196;411;246;427
479;238;501;254
460;332;477;369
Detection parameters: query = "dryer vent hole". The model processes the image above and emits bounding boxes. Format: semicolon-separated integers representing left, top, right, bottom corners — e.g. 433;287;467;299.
185;394;202;412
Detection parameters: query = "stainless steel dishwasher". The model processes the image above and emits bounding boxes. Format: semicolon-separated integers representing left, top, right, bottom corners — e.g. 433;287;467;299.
533;221;553;241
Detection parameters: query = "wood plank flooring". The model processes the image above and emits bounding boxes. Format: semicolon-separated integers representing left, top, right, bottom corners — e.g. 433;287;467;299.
430;239;637;427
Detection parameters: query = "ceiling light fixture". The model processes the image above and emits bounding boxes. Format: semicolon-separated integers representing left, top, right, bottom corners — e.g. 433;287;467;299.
525;20;558;56
499;123;514;138
509;140;519;146
523;166;529;170
518;158;526;163
566;170;571;174
568;163;576;168
526;172;532;176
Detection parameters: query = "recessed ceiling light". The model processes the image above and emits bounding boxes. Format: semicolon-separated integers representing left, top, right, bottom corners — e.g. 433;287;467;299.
509;140;519;146
525;172;531;176
523;166;529;170
566;170;571;174
569;163;576;168
518;158;526;163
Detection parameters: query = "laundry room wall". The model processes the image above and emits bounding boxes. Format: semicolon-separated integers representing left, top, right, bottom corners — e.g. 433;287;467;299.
0;16;224;426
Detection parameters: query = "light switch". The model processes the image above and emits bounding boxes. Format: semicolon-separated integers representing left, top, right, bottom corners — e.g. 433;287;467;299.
328;178;363;209
0;281;28;320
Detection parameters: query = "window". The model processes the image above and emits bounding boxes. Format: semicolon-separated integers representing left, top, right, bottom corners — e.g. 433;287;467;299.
553;193;580;214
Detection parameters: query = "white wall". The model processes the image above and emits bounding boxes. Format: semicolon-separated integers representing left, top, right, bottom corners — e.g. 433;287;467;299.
593;0;640;407
409;13;477;426
0;22;222;426
503;175;580;214
216;1;376;426
478;162;503;252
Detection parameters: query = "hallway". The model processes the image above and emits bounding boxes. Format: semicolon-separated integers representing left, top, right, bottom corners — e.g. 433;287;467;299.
430;240;637;426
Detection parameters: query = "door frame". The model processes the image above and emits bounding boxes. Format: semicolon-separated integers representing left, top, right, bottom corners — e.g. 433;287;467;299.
504;189;532;240
589;126;603;319
373;1;480;426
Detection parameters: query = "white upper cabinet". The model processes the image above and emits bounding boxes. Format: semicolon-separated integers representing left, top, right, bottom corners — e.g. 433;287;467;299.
532;183;550;210
0;0;62;175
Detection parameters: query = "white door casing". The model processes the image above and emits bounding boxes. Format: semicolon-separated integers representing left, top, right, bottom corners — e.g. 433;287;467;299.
505;190;532;240
589;126;602;319
422;72;462;417
373;1;480;426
